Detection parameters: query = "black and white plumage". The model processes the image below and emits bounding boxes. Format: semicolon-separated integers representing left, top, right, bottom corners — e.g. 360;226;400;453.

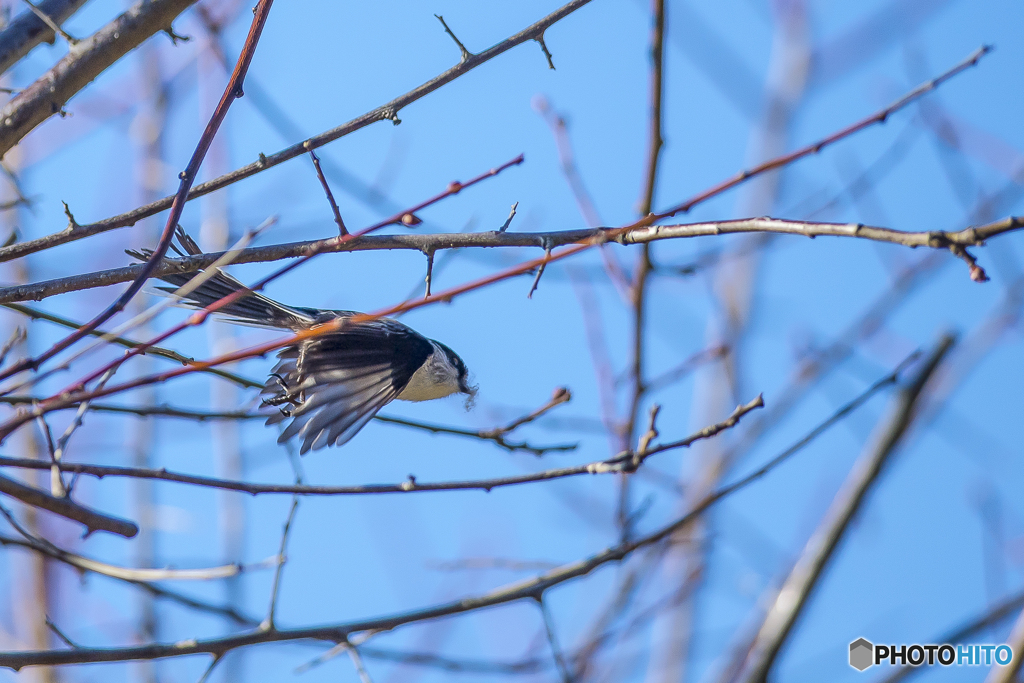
132;233;475;454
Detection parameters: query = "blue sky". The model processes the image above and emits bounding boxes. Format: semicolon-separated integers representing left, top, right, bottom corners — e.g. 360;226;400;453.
1;0;1023;681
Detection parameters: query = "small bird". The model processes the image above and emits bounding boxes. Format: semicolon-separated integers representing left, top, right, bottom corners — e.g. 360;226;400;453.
131;232;475;454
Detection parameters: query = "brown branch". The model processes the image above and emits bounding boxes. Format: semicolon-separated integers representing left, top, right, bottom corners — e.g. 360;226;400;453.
0;0;199;158
0;471;137;537
0;397;762;497
620;0;664;540
0;0;595;263
638;0;665;217
735;335;955;683
0;0;88;75
6;214;1017;304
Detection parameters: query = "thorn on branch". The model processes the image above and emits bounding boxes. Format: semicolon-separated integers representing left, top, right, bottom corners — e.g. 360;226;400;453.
23;0;77;45
45;615;78;649
528;240;552;299
434;14;473;62
535;32;556;70
498;202;519;233
423;250;435;298
163;25;191;44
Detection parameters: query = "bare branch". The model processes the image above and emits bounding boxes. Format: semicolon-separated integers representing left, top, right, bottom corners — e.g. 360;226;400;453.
0;471;138;537
308;150;348;235
656;45;992;217
0;396;761;496
0;504;272;581
0;533;259;626
0;0;199;157
1;302;261;389
6;214;1019;304
0;0;595;263
20;0;77;45
537;597;572;683
0;0;88;75
0;0;276;384
434;14;473;62
735;335;955;683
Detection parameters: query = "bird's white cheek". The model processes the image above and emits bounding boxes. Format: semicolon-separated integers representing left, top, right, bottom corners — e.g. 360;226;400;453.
397;365;459;402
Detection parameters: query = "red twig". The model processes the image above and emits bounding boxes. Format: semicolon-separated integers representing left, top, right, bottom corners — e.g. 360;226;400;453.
656;45;991;218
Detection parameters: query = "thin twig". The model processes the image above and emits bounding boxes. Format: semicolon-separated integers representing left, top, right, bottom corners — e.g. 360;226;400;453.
499;202;518;232
538;596;572;683
21;0;76;44
347;644;375;683
0;503;273;581
434;14;473;62
308;150;348;235
44;616;77;649
0;302;261;389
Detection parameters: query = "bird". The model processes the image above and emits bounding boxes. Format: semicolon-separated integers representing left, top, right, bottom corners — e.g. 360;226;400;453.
129;231;476;454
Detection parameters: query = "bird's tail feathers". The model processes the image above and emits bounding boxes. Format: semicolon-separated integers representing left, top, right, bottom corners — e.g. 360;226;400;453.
126;227;315;329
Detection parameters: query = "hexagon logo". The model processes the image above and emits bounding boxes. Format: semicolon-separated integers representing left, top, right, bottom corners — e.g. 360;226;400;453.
849;638;874;671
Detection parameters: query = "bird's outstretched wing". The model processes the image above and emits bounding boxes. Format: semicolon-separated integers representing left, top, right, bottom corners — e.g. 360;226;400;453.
262;320;433;453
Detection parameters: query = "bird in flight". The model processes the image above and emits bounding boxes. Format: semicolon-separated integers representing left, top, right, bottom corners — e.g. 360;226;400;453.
132;232;475;454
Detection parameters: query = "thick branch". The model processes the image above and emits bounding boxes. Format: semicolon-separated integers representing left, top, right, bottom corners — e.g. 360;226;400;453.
0;0;88;75
0;0;198;158
3;215;1018;303
0;471;138;537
